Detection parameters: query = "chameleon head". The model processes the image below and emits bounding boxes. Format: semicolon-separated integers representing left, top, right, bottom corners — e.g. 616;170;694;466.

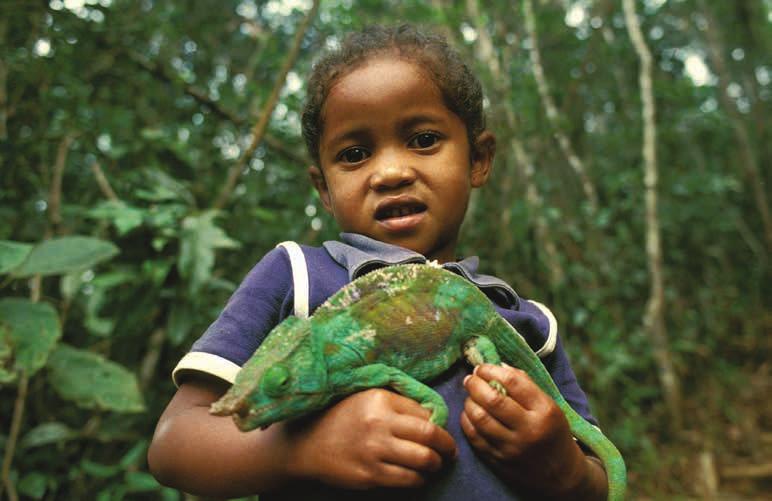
210;316;329;431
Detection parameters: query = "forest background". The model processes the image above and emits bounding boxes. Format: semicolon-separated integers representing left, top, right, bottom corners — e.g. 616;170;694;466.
0;0;770;499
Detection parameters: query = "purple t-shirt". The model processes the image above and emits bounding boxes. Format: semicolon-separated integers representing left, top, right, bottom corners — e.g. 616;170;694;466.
173;234;598;500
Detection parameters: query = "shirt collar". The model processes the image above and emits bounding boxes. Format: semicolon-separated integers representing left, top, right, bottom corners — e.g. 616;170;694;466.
322;233;520;308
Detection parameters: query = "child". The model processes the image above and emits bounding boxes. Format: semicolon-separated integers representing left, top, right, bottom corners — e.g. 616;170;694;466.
148;24;608;500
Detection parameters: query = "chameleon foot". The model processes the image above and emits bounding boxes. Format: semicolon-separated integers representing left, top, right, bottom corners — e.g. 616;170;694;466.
423;401;449;427
489;379;507;396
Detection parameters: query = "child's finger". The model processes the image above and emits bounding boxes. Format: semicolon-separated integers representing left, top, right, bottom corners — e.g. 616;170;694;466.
372;462;428;488
473;363;544;410
391;414;458;460
459;408;497;457
462;395;515;445
379;437;445;473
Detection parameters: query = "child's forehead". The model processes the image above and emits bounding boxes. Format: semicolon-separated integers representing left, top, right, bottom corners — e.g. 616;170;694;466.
331;56;437;94
323;57;446;116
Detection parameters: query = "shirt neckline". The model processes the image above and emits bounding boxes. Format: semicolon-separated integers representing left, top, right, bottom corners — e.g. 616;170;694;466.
322;233;520;308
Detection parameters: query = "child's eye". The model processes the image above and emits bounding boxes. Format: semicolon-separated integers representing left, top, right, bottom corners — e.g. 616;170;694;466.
408;132;440;149
338;146;370;164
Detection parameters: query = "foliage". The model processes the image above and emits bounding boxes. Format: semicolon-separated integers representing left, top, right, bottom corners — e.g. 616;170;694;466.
0;0;769;498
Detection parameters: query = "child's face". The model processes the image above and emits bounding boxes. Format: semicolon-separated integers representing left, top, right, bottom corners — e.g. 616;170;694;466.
309;57;494;263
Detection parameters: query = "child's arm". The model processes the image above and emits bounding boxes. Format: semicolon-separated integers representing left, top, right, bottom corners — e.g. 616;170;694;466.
148;374;457;497
461;364;608;500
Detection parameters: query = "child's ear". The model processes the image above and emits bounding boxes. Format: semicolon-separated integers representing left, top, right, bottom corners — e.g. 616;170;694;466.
308;165;333;213
471;130;495;187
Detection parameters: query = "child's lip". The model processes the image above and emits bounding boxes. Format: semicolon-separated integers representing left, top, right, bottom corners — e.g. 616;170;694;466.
377;211;426;232
374;195;427;232
374;196;427;218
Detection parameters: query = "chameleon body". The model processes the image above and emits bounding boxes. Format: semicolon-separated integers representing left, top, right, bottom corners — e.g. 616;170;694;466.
211;264;626;500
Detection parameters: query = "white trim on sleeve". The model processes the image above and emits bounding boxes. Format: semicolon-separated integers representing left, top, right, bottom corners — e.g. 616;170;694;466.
528;300;558;358
276;241;310;319
172;351;242;387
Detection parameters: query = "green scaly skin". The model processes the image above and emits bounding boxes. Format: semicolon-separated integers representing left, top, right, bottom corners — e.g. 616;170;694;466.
211;264;626;500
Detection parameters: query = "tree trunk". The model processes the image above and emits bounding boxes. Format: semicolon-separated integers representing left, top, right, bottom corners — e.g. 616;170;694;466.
522;0;598;212
465;0;564;286
0;15;8;140
699;1;772;252
622;0;682;431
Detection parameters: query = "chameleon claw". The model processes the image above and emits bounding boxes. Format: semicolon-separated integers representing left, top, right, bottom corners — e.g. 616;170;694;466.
489;380;507;396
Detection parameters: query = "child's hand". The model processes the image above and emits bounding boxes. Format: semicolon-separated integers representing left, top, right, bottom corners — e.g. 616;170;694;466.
461;364;601;498
286;388;457;490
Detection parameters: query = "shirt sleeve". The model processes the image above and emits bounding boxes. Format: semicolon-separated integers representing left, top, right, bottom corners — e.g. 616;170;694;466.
172;246;294;386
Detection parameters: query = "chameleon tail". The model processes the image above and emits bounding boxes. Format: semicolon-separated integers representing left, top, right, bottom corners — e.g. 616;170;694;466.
486;315;627;501
555;395;627;501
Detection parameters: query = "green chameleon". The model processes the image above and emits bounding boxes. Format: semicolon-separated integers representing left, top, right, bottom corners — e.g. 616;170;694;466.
211;263;627;500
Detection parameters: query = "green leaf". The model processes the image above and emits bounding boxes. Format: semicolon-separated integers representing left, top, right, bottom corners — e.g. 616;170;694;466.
59;272;82;302
160;487;182;501
18;472;47;499
81;270;135;338
124;471;160;492
178;211;240;293
19;422;77;450
0;299;61;375
80;459;121;478
0;241;32;274
0;367;15;385
167;301;194;346
83;287;114;338
0;335;15;384
46;344;145;413
118;440;148;468
11;237;119;277
135;168;194;205
252;207;277;222
87;201;145;236
142;259;173;286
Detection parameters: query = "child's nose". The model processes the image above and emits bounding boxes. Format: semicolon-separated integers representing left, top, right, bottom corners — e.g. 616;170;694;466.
369;153;416;191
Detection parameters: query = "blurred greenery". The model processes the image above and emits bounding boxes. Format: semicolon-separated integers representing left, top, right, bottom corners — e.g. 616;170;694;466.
0;0;769;499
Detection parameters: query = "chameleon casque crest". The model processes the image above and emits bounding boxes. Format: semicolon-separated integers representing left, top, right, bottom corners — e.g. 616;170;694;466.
210;263;626;500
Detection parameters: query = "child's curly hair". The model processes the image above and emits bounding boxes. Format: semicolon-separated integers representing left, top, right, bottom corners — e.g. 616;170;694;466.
301;24;486;164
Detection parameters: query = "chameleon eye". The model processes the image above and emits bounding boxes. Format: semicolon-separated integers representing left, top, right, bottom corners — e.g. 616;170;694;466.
262;364;291;397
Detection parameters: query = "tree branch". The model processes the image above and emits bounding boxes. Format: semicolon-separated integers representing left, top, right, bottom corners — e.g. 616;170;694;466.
0;277;42;501
90;160;119;202
0;123;77;498
139;327;165;391
0;370;27;501
212;0;320;210
48;134;76;231
522;0;598;212
124;48;309;168
721;463;772;480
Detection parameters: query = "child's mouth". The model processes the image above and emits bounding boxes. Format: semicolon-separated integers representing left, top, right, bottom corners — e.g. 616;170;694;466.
375;201;427;231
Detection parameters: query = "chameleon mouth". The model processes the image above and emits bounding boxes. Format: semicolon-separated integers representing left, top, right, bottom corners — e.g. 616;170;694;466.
233;406;271;431
232;394;312;431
